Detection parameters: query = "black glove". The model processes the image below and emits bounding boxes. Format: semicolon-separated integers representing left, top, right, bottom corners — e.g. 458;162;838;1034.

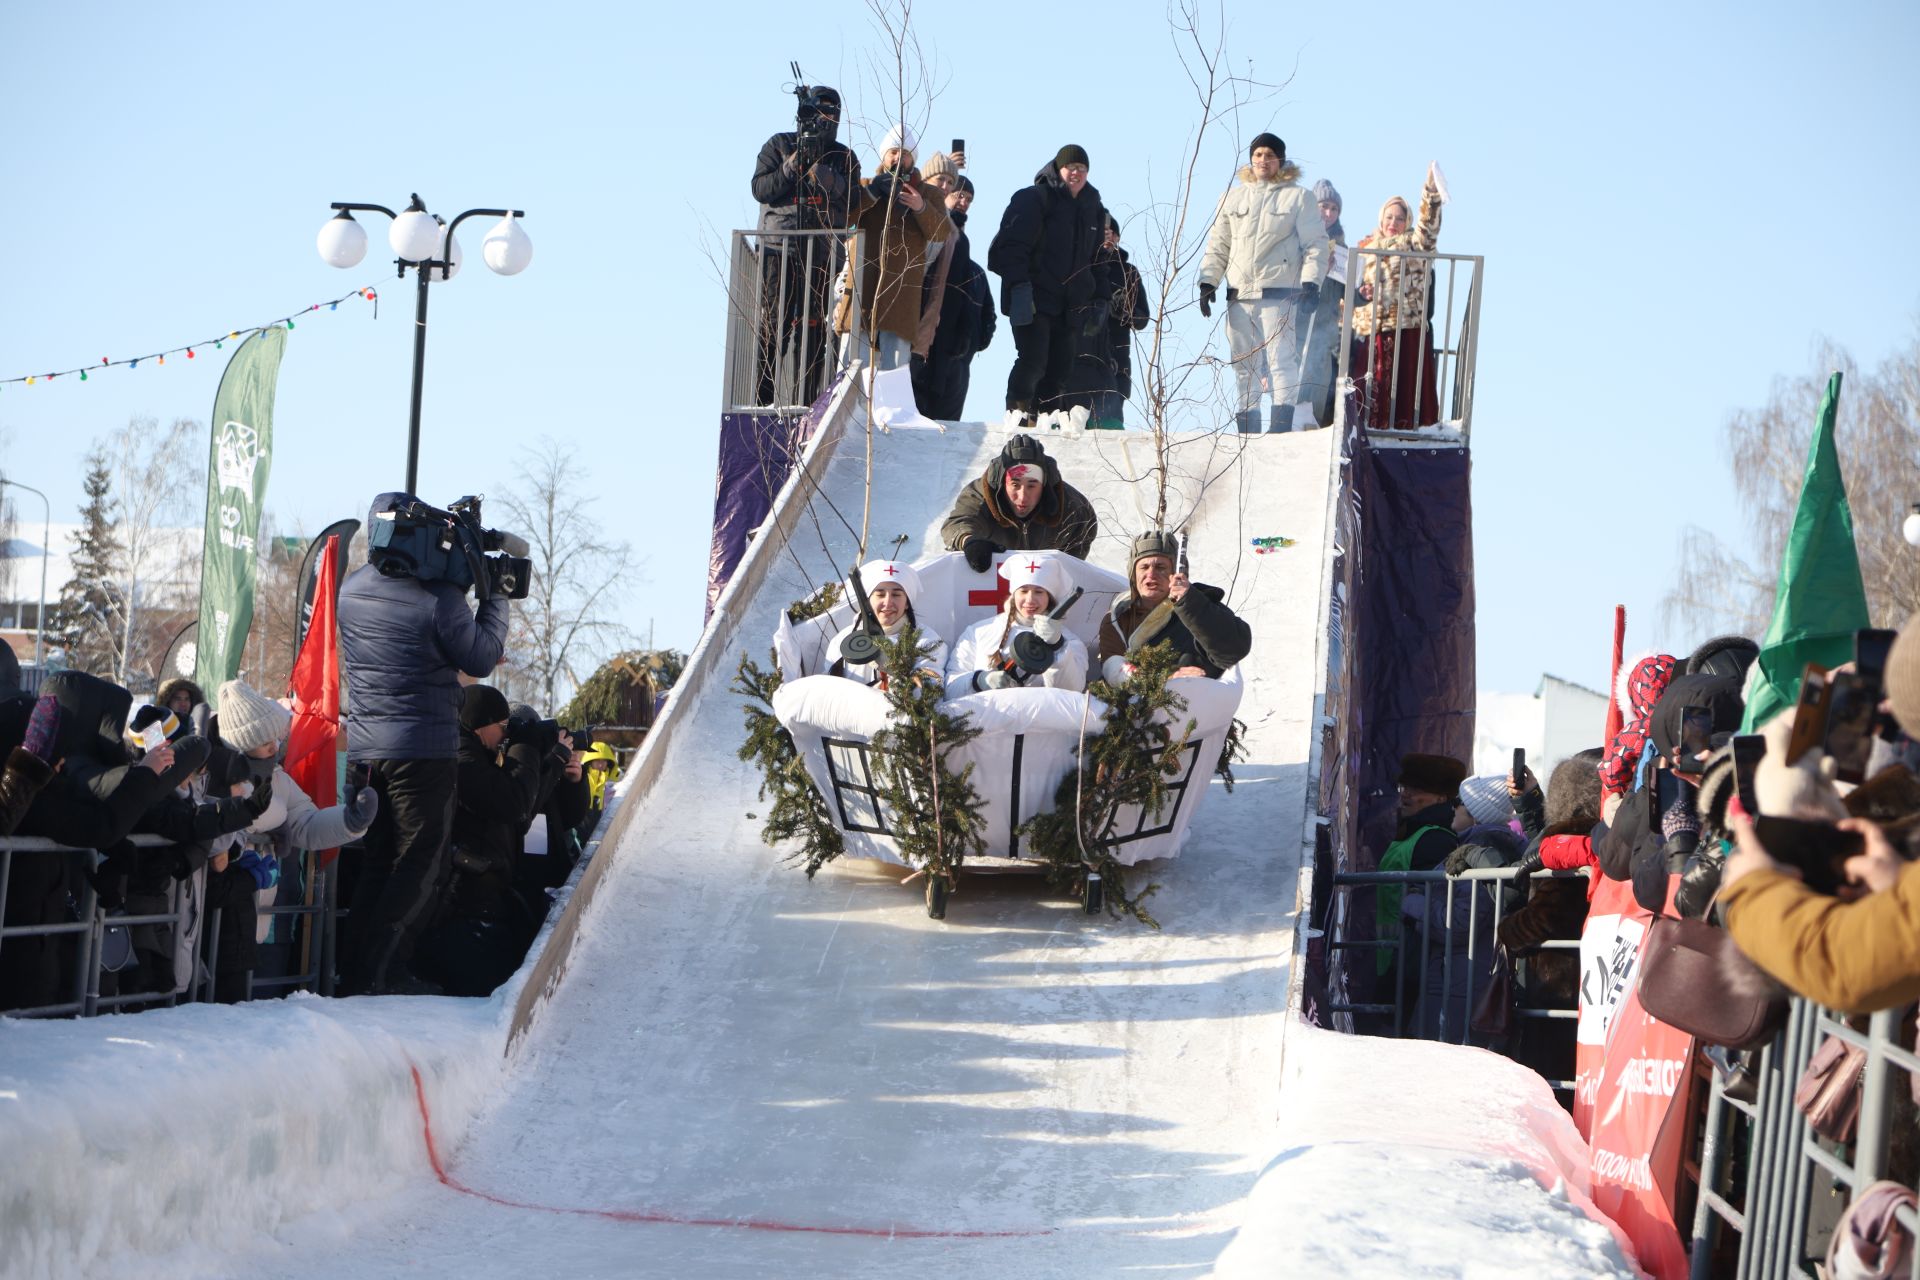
1512;850;1544;882
1198;281;1216;318
1008;281;1035;327
1298;280;1320;306
1675;847;1726;920
243;771;274;818
962;538;1001;573
344;785;379;833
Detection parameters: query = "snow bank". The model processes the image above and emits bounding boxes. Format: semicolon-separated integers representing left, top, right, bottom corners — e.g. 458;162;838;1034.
0;993;504;1280
1214;1021;1645;1279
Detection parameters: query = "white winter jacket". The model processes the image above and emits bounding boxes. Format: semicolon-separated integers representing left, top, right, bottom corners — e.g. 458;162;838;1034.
945;613;1088;697
1199;163;1331;296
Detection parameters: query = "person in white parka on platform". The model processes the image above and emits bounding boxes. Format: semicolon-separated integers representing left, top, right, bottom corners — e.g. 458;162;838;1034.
946;553;1088;696
822;559;949;689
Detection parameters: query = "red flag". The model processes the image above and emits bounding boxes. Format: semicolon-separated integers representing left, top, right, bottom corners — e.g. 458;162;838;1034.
286;535;342;866
1603;605;1627;747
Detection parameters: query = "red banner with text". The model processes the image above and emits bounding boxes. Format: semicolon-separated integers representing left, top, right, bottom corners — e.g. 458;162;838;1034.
1573;874;1693;1280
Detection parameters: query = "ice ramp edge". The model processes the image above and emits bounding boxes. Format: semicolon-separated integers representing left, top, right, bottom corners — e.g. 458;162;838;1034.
504;372;864;1050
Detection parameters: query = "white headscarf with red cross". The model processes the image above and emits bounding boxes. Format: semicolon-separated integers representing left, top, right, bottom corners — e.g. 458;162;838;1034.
997;553;1071;612
851;559;923;610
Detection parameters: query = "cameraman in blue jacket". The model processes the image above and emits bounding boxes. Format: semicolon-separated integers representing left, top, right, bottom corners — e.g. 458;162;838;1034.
337;492;510;995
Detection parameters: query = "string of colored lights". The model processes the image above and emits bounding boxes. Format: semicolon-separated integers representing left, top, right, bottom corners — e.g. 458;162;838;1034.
0;284;380;389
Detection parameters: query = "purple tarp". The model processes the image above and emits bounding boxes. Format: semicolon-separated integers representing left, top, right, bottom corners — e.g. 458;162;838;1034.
704;376;843;623
1304;426;1477;1023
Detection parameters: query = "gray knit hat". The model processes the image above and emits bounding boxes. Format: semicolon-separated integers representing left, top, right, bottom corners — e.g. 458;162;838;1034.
1311;179;1341;210
217;679;292;754
1130;531;1179;566
1459;774;1514;827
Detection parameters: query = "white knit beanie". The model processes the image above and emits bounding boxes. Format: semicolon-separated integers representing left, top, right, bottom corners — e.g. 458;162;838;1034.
1459;774;1514;827
218;679;292;754
879;124;918;157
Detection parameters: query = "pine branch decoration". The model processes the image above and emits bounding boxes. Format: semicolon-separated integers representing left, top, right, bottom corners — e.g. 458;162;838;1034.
1215;717;1249;792
867;626;988;886
1019;644;1199;927
733;651;844;877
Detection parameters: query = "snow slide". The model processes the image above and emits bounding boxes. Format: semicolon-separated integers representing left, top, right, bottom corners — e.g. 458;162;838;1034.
1;398;1626;1279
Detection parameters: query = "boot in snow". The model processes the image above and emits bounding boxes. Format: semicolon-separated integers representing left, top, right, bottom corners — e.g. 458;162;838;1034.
1234;409;1262;434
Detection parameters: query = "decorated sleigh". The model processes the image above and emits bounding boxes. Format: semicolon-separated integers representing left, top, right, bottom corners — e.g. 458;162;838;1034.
768;550;1244;917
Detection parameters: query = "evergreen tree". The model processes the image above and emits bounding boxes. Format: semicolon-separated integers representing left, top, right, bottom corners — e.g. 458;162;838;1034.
48;449;124;674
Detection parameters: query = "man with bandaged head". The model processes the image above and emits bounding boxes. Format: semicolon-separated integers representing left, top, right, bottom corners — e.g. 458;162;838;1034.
941;434;1097;572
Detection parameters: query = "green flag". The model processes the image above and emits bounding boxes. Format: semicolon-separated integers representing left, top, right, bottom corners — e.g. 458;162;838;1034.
192;328;285;693
1740;372;1870;731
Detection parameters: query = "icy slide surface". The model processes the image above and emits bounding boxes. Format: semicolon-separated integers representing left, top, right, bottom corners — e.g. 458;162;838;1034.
267;422;1333;1278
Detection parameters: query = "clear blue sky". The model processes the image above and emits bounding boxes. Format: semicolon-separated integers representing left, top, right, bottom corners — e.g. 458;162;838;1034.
3;1;1916;699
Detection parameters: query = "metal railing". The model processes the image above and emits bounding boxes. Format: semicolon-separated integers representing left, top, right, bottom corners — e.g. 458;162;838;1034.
1691;997;1920;1278
1335;248;1484;440
1;835;341;1017
1326;865;1584;1090
720;228;861;414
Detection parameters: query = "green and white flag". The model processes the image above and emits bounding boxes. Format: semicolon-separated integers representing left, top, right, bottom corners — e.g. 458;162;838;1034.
192;327;285;693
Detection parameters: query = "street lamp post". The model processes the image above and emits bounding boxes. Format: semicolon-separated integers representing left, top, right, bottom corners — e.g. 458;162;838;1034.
0;478;51;670
316;194;533;493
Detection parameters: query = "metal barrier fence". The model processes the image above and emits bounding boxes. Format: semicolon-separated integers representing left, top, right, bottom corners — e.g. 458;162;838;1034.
1326;865;1584;1091
720;228;861;414
1691;997;1920;1278
1;835;340;1017
1335;248;1483;440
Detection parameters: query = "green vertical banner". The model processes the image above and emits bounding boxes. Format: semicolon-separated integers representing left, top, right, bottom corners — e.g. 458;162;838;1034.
192;327;285;694
1740;371;1871;731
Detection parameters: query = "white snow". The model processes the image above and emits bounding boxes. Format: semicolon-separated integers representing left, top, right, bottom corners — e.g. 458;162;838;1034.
0;410;1636;1279
1215;1023;1642;1278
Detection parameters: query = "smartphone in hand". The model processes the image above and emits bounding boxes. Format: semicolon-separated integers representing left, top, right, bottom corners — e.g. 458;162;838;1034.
1784;665;1833;766
1732;734;1766;815
1676;706;1714;773
1825;671;1880;785
1512;747;1525;787
1750;816;1863;896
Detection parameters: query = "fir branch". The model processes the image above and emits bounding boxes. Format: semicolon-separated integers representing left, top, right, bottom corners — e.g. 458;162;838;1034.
786;581;843;623
734;651;844;877
1215;717;1249;793
1018;644;1200;928
867;626;988;888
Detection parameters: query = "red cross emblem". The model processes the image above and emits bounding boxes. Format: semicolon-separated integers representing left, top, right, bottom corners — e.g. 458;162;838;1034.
967;555;1010;609
881;563;899;577
1025;560;1041;573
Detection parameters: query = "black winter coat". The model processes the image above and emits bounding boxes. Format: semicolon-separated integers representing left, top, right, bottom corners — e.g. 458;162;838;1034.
8;675;193;850
929;224;996;364
987;165;1107;318
1095;245;1151;398
751;133;861;233
1095;584;1253;679
338;564;509;763
450;729;543;880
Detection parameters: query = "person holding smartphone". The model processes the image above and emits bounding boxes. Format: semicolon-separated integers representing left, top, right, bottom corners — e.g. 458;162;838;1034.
836;126;953;372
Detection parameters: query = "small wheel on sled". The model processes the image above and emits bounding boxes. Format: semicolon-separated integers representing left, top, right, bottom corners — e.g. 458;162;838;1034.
926;874;949;920
1082;872;1104;916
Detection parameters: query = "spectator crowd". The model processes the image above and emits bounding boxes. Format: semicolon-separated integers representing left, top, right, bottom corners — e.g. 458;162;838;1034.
0;495;624;1012
752;86;1450;433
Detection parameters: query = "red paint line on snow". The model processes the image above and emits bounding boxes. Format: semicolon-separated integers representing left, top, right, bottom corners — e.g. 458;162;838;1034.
406;1063;1054;1241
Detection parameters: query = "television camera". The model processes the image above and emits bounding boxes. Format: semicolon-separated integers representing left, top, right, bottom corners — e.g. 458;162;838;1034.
369;495;532;601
